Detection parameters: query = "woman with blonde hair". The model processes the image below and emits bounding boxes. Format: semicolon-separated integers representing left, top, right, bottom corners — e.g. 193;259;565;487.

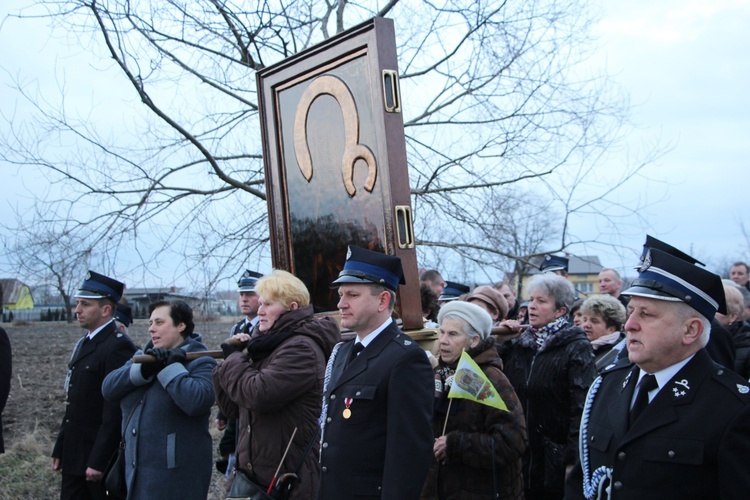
213;270;339;499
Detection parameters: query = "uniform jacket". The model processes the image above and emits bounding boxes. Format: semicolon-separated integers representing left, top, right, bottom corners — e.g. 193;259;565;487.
705;319;736;372
565;348;750;500
52;320;136;474
214;305;340;500
502;323;596;497
593;333;625;372
729;320;750;379
319;321;435;500
421;337;527;500
102;333;217;500
0;327;10;453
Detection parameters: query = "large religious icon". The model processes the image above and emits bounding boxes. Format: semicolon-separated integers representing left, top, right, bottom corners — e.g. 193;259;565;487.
257;17;422;329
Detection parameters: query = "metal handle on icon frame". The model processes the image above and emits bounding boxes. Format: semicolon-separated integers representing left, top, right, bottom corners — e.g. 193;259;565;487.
382;70;401;113
395;205;414;249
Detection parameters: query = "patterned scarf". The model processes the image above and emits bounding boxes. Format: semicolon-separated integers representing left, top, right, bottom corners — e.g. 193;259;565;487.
434;364;456;397
530;316;568;349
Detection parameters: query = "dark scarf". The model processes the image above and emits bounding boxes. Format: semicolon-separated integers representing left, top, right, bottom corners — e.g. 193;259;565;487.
529;316;568;349
244;305;314;362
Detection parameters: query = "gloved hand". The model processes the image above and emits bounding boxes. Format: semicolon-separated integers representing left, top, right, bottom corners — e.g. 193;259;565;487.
147;347;187;367
220;342;244;360
140;358;161;379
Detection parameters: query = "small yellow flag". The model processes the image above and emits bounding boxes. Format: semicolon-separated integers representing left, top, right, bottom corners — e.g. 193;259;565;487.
447;351;508;411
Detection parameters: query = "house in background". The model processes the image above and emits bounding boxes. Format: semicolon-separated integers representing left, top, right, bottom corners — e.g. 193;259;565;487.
123;286;229;319
515;254;604;300
0;278;35;311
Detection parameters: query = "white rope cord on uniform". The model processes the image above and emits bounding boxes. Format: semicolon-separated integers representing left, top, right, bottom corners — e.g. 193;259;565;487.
319;341;343;441
580;375;613;500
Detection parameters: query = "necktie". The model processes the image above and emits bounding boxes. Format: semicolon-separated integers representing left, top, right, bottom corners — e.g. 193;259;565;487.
347;342;365;366
629;373;658;426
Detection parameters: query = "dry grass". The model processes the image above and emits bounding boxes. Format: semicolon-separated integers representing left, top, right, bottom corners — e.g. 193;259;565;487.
2;319;243;500
0;423;59;499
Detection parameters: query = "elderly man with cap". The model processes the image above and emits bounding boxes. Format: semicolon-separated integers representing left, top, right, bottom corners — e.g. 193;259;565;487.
214;269;262;474
565;241;750;500
51;271;137;500
318;246;434;500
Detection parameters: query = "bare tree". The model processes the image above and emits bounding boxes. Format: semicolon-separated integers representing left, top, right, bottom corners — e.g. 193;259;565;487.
0;206;102;322
1;0;657;286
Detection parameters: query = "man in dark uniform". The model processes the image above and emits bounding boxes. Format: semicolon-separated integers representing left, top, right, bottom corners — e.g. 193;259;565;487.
565;241;750;499
319;246;434;500
50;271;137;500
215;269;262;474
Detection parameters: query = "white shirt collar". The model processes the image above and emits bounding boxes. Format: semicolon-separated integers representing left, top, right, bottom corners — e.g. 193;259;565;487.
356;317;393;348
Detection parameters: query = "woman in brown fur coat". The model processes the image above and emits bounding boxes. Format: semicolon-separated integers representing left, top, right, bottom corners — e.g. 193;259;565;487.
421;301;527;500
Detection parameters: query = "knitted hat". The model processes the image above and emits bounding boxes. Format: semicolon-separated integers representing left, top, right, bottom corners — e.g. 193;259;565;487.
438;301;492;339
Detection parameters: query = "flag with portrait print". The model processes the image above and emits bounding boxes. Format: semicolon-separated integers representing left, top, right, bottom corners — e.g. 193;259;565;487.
447;351;508;411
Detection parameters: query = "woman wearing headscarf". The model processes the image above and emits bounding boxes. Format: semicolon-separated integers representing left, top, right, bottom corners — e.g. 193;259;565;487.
102;300;216;500
421;301;527;500
213;270;339;499
501;273;596;500
579;294;627;371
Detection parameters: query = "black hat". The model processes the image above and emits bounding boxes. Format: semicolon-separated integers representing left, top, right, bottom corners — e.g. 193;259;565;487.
438;281;470;301
622;247;726;321
237;270;262;293
639;235;705;266
331;246;405;291
114;304;133;327
74;271;124;303
540;255;569;273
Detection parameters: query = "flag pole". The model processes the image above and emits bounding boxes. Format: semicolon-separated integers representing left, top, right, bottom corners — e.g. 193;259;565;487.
442;347;464;436
441;398;453;436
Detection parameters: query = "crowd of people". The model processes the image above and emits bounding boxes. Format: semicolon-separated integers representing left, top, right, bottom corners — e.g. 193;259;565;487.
1;237;748;499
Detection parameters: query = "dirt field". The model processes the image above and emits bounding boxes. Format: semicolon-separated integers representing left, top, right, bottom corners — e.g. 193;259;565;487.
1;318;239;499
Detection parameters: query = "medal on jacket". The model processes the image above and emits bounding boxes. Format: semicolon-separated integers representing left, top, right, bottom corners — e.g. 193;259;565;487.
343;397;353;419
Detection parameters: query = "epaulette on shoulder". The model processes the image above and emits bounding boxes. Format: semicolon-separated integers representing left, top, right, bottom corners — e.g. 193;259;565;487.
600;357;633;376
393;332;416;349
711;365;750;401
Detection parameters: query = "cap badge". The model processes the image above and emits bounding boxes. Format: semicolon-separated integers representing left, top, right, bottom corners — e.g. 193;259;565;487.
85;271;92;280
639;249;652;273
737;384;749;394
346;246;352;259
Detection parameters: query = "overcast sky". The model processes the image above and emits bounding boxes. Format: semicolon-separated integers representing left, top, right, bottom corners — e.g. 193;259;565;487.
1;0;749;287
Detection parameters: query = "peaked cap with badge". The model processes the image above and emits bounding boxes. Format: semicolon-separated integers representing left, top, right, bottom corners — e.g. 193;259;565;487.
438;281;471;301
237;269;262;292
74;270;124;303
539;254;569;273
331;245;405;291
623;238;726;321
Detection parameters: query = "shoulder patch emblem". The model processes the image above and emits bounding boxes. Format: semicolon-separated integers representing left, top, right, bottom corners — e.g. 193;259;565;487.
737;384;749;394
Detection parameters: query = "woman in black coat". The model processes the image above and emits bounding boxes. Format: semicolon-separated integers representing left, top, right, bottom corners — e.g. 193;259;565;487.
502;273;596;500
